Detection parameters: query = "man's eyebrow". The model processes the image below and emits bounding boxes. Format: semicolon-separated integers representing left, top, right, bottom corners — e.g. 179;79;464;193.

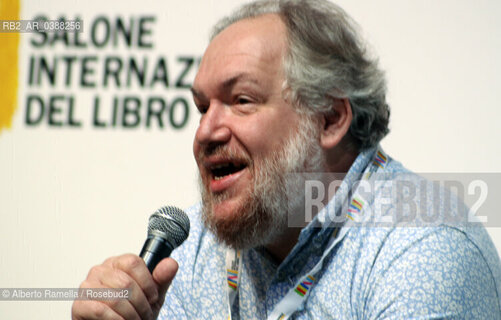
221;73;260;91
190;73;260;101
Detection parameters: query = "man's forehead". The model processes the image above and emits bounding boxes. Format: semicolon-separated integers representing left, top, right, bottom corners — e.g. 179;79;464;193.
193;14;287;95
203;14;287;63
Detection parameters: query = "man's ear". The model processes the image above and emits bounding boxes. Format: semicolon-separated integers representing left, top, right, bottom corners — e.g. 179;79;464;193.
320;98;352;149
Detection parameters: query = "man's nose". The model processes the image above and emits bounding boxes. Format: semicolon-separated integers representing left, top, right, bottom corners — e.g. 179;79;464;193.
194;100;231;147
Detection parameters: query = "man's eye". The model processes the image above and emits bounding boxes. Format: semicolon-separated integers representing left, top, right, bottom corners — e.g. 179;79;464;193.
236;96;252;105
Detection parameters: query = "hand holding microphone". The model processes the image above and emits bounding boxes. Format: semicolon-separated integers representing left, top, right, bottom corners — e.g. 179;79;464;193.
72;206;190;320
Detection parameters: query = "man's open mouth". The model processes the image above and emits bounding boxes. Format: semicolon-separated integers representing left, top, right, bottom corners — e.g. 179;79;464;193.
211;162;247;180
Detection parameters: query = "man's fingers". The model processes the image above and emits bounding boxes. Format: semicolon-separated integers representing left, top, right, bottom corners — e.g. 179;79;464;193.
78;280;142;320
105;254;159;305
73;254;162;320
93;267;154;320
72;254;178;319
72;299;125;320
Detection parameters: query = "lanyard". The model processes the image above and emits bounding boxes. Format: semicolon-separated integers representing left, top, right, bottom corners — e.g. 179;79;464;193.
226;249;242;318
226;149;388;320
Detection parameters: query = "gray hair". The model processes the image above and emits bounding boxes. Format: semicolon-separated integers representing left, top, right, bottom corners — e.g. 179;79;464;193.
210;0;390;150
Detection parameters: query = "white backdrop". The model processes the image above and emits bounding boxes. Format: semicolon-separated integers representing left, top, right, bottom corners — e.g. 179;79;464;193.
0;0;500;318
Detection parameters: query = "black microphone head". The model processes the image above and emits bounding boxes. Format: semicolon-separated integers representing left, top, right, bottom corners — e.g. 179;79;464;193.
148;206;190;248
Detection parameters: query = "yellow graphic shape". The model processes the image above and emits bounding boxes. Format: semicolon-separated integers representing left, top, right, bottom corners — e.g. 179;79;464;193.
0;0;20;133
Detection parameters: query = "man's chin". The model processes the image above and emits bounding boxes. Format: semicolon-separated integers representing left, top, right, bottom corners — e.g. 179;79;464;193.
209;199;240;220
201;201;277;250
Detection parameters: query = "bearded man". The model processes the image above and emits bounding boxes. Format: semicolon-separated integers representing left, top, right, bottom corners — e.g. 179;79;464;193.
72;0;501;319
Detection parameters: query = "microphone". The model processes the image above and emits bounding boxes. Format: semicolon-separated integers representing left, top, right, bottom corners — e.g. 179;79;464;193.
139;206;190;273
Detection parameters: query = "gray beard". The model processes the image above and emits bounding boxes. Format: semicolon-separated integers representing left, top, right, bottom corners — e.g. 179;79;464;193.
198;118;325;249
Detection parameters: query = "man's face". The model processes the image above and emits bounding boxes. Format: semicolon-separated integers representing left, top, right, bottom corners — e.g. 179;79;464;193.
192;14;324;248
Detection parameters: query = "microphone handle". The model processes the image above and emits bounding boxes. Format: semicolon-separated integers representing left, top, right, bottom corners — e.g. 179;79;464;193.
139;234;174;273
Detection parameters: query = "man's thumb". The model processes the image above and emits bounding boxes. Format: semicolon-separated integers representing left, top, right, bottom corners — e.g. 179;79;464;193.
152;257;179;296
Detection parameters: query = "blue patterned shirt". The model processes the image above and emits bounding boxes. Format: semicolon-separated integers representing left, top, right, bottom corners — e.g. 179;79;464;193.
159;149;501;319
